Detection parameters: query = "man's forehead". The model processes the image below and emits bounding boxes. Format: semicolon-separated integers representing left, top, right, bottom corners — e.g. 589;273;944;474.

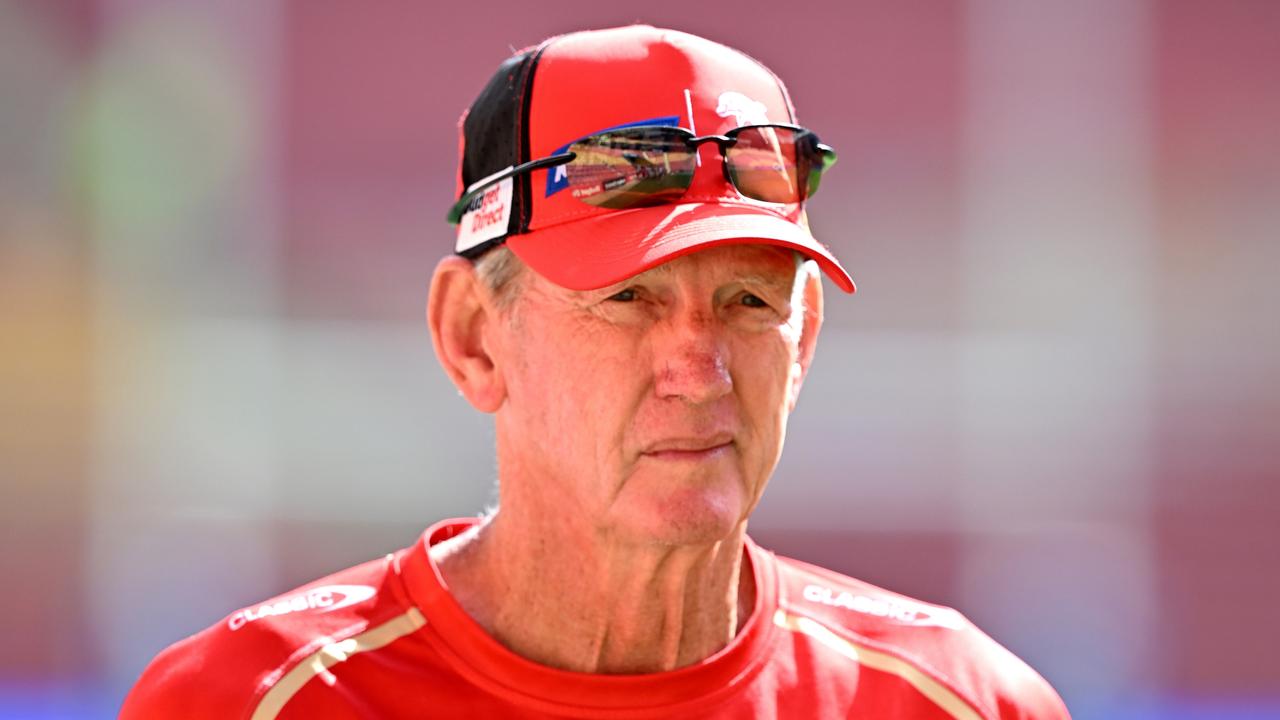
611;244;801;286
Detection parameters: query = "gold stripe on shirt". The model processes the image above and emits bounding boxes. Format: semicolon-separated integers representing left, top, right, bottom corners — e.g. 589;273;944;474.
250;607;427;720
773;609;985;720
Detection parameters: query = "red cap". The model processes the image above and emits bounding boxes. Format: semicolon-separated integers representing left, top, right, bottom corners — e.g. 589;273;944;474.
453;25;855;294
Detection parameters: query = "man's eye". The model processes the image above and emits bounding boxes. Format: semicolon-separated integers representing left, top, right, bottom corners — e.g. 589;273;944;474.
740;293;768;308
607;288;637;302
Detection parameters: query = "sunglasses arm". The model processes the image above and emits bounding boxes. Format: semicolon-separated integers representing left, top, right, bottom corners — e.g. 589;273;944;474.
446;152;576;224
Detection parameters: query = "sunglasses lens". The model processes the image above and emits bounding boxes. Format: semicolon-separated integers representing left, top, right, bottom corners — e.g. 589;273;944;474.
565;128;696;209
726;127;834;204
725;126;803;203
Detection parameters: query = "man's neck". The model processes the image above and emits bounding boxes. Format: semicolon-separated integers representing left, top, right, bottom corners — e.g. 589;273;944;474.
430;510;757;674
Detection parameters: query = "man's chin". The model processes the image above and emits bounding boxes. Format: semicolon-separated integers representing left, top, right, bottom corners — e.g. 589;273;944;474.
610;486;749;548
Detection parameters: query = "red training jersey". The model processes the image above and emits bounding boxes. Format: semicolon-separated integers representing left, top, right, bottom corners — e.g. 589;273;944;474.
121;519;1069;719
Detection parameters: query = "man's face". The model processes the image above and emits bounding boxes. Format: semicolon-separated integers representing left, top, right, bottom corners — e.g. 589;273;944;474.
492;244;817;546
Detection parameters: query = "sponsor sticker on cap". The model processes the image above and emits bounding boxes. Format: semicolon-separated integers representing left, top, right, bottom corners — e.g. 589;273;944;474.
456;174;514;253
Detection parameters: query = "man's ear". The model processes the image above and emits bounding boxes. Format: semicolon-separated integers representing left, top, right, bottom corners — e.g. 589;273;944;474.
427;255;507;413
787;267;824;413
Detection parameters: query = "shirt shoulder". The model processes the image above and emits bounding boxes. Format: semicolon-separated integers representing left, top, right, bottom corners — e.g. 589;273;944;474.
120;551;418;720
770;553;1070;720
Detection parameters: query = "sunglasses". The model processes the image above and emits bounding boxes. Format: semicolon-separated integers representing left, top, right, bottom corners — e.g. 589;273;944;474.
447;123;837;225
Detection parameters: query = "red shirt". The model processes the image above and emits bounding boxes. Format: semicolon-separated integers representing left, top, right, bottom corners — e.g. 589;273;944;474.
121;519;1069;719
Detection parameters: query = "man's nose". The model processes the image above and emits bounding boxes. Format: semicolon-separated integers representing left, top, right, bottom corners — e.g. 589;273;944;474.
653;308;733;404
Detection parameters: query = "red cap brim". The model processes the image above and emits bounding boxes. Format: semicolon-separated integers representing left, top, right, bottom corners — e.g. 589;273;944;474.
506;202;856;294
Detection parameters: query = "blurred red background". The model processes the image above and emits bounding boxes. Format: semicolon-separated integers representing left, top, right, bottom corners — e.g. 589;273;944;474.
2;1;1277;717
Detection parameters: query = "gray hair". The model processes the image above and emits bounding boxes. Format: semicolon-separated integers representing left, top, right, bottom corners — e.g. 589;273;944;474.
472;245;526;312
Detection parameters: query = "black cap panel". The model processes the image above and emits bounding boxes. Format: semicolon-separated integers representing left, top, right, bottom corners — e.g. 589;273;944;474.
458;42;554;247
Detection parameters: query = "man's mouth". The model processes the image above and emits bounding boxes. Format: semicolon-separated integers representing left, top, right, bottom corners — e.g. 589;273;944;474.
642;434;735;460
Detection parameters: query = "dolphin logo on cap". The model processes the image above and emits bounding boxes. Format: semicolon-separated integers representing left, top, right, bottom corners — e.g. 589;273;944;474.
715;91;769;126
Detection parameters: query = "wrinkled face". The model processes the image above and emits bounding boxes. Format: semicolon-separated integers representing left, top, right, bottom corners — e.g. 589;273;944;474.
493;244;815;546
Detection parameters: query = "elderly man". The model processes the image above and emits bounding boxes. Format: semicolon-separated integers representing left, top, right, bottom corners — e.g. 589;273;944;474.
123;25;1069;719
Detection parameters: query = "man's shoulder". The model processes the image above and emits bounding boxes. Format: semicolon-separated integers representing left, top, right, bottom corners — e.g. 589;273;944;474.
120;551;418;719
769;552;1070;719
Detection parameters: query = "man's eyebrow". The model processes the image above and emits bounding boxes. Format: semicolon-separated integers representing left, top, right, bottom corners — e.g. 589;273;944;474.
727;269;793;294
574;263;795;297
733;272;796;291
583;264;671;294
